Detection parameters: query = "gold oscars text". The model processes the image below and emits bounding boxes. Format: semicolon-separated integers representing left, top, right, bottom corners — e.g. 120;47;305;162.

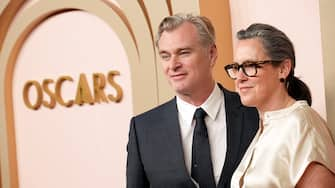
22;70;123;110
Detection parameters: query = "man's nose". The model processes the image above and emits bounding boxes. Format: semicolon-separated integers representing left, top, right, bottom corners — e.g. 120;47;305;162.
169;55;181;70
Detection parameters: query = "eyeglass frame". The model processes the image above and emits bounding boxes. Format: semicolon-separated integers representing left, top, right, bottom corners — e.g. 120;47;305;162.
224;60;283;80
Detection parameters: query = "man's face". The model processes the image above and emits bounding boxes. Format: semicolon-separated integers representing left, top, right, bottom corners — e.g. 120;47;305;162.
157;22;216;96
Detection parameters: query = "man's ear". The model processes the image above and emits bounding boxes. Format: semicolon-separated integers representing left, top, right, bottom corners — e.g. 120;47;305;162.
209;44;218;67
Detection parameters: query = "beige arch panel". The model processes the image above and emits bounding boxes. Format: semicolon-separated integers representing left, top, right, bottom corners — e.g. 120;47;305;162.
320;0;335;139
0;1;234;187
0;0;163;187
115;1;170;105
169;0;200;15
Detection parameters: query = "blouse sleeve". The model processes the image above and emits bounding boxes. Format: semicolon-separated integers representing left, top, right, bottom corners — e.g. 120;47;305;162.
290;109;335;184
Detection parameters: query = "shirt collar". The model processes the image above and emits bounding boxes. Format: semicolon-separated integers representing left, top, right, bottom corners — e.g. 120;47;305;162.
176;84;223;126
263;100;306;126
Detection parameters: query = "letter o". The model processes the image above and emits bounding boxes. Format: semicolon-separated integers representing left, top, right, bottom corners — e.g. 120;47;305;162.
23;81;43;110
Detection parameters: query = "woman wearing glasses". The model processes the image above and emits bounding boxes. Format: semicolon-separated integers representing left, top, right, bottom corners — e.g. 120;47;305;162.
226;23;335;187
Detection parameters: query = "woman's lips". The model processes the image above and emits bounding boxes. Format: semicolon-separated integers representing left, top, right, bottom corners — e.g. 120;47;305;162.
238;86;253;92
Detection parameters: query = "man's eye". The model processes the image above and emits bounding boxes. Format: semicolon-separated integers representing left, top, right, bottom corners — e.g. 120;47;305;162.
160;54;170;60
179;50;190;56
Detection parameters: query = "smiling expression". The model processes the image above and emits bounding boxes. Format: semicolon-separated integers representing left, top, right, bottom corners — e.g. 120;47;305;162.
234;38;284;110
157;22;217;98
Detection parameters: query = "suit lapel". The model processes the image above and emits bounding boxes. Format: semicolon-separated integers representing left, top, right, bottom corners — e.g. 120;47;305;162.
217;87;244;187
159;98;191;180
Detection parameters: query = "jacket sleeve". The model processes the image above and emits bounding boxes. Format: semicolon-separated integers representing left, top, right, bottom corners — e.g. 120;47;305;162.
126;117;149;188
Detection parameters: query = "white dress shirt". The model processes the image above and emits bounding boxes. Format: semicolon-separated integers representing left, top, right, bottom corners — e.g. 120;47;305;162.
176;84;227;185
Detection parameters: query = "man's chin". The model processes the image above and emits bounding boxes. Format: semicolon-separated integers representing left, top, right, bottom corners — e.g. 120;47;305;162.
174;87;191;96
171;84;185;92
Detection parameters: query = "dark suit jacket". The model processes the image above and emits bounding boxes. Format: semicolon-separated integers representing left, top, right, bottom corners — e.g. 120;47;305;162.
126;85;259;188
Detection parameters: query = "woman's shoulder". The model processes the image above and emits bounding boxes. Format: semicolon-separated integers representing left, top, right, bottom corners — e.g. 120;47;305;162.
290;101;328;134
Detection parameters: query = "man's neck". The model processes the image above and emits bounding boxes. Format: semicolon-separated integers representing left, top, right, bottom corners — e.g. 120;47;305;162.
177;82;216;106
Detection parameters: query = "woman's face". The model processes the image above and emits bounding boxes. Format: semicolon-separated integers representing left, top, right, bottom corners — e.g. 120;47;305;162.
234;38;284;111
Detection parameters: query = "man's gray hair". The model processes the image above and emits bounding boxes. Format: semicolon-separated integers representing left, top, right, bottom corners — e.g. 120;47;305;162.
155;13;216;48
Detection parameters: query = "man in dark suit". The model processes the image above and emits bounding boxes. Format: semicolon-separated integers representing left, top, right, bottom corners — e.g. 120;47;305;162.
126;13;258;188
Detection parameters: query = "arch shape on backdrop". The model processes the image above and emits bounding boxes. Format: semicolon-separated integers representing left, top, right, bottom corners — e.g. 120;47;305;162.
0;0;175;187
0;0;234;187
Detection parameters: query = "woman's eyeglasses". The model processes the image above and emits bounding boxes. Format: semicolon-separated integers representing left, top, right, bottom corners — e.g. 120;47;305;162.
224;60;282;80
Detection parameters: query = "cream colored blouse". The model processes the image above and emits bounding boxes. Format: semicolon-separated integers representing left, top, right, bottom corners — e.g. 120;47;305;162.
231;100;335;188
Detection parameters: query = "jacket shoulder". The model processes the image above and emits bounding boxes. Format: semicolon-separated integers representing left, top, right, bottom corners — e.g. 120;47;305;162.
132;98;176;122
